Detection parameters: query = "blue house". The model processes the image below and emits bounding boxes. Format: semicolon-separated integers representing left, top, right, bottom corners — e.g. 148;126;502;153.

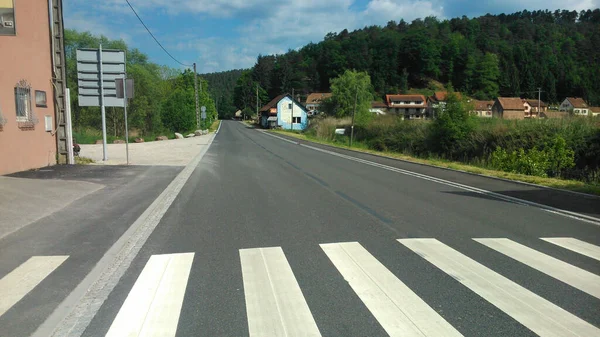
259;94;309;130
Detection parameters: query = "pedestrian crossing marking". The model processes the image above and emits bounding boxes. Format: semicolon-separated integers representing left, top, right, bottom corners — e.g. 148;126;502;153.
541;237;600;262
105;252;194;337
398;238;600;337
240;247;321;337
475;238;600;299
0;255;68;317
321;242;463;337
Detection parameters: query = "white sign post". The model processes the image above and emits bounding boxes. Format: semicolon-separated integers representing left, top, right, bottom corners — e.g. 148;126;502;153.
76;47;126;161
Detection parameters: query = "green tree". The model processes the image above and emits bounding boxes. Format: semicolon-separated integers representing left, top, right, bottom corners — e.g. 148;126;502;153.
474;52;500;99
329;70;374;126
429;91;475;158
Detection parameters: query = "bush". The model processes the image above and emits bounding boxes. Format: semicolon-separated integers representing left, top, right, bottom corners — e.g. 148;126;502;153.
489;136;575;177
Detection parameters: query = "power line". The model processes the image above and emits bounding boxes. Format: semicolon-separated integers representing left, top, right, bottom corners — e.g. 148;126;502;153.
124;0;192;67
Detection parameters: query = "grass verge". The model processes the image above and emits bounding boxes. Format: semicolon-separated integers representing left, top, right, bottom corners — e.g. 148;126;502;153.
271;129;600;196
75;156;95;165
209;119;221;132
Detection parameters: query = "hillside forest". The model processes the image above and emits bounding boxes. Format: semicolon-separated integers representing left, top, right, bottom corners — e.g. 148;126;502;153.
224;9;600;113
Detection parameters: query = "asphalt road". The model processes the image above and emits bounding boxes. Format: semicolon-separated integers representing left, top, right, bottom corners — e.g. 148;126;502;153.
2;120;600;337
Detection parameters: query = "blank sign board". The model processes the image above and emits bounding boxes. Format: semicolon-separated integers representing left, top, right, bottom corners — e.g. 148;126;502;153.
76;49;126;107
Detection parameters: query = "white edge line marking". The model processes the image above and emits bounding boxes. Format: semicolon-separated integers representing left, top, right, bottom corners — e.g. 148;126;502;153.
215;120;222;134
541;238;600;262
106;253;194;337
475;238;600;299
398;238;600;337
259;131;600;226
240;247;321;337
33;134;216;337
0;256;69;317
320;242;462;337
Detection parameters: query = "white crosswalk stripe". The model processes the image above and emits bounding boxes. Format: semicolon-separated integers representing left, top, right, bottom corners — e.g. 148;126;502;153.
105;252;194;337
240;246;321;337
0;255;69;317
398;238;600;337
475;238;600;299
321;242;463;337
541;237;600;262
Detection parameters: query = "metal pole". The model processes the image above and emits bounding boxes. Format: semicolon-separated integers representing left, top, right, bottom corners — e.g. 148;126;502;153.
99;44;107;161
350;84;358;147
538;88;541;117
194;63;200;129
291;88;294;130
123;78;129;165
65;88;75;164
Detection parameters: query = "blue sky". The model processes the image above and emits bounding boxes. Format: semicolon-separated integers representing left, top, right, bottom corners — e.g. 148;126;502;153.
63;0;599;73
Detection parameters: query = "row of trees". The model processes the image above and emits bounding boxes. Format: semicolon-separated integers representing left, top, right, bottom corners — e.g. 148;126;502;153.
65;30;217;137
229;9;600;108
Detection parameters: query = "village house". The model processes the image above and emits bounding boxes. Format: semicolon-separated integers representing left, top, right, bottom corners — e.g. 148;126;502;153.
590;106;600;117
369;101;388;115
522;99;548;118
559;97;590;115
385;94;427;119
471;100;494;118
259;94;309;130
304;93;332;115
0;0;67;175
492;97;526;119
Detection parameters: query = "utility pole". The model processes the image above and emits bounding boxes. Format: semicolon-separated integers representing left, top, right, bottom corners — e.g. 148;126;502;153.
350;84;358;147
256;84;259;125
291;88;294;130
193;63;200;129
538;87;542;117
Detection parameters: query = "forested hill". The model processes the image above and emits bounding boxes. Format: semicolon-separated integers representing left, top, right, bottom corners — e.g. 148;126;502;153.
200;69;245;118
233;9;600;106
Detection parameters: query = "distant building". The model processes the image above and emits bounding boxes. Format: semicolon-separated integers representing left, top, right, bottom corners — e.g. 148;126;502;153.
369;101;388;115
0;0;66;175
522;99;548;118
492;97;526;119
426;91;462;117
590;106;600;117
559;97;590;115
259;94;309;130
471;100;494;118
305;93;332;115
385;94;427;119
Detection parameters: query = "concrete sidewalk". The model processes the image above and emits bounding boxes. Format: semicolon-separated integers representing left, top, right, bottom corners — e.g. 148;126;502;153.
0;176;103;240
80;134;214;166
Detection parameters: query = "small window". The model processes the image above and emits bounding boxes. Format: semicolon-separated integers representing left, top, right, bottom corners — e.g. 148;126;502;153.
292;117;301;123
35;91;47;107
288;103;292;109
14;79;38;127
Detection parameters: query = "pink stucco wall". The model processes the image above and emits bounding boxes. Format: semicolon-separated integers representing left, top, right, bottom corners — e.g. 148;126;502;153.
0;0;57;175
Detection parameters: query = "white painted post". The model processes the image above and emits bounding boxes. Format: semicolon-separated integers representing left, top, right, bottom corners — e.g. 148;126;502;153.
65;89;75;164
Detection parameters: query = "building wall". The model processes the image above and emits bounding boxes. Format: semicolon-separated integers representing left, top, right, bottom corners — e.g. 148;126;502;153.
0;0;56;175
502;110;525;119
277;97;308;130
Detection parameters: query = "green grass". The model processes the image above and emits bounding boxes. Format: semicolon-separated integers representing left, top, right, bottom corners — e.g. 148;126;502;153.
271;129;600;196
209;119;221;132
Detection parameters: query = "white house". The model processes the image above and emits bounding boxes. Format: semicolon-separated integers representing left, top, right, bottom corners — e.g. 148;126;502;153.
305;93;332;115
259;94;309;130
385;94;427;119
559;97;590;115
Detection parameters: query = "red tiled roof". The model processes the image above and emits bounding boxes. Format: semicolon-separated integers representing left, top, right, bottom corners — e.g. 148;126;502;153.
260;94;287;113
590;106;600;113
386;94;426;106
566;97;589;108
305;93;332;104
473;100;494;110
523;99;548;108
496;97;525;111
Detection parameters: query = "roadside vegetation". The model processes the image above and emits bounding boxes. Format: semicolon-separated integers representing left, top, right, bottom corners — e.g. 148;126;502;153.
66;30;218;144
274;91;600;195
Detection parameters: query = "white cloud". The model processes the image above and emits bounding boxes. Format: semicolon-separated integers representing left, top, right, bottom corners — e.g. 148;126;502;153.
364;0;442;22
